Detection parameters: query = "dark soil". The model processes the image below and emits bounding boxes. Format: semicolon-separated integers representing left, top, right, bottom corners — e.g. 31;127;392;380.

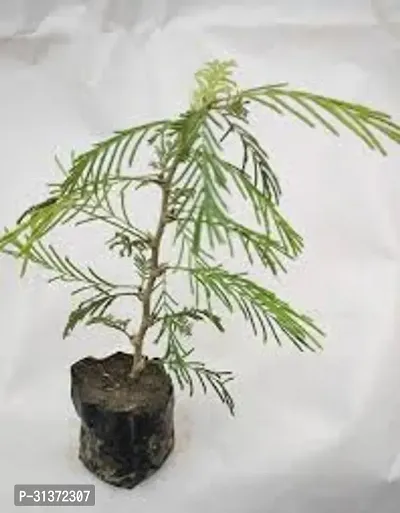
70;351;175;489
71;352;171;413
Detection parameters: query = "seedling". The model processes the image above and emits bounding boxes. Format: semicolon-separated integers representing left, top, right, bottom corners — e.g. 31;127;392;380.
1;60;399;419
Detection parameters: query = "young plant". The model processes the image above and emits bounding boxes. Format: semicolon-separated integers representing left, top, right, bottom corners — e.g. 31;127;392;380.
1;60;399;415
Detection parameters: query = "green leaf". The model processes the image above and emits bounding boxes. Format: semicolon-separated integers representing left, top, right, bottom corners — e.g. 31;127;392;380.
86;314;131;335
63;294;119;338
242;85;400;155
191;59;239;109
61;120;167;196
184;264;324;352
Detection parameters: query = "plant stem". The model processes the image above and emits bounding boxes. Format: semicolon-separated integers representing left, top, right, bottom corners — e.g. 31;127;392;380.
129;170;174;378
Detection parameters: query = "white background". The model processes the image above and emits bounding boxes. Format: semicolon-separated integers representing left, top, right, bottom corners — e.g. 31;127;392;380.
0;1;400;512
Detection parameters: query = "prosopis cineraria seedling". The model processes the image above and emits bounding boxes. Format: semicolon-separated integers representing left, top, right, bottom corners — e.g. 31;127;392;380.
1;60;399;415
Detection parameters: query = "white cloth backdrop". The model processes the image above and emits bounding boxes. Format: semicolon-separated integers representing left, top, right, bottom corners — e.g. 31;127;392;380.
0;1;400;512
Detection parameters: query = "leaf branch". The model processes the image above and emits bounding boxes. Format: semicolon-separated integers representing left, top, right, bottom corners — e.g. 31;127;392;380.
241;85;400;155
